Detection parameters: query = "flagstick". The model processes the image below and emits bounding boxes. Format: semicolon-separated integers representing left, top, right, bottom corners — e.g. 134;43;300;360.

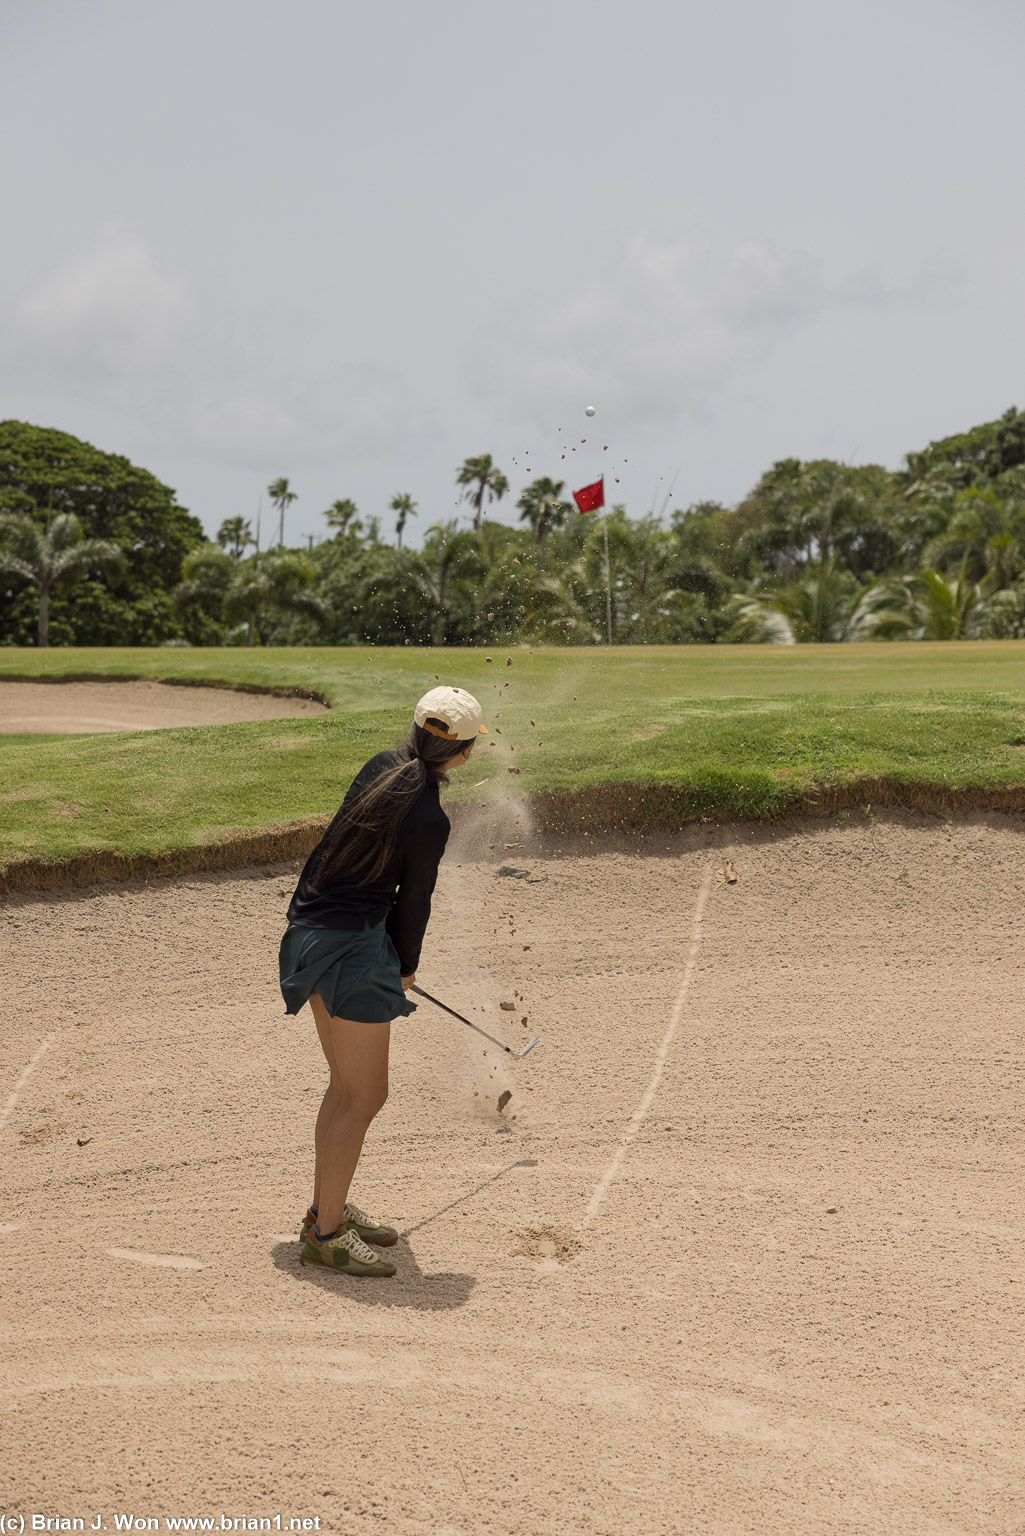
602;481;613;644
575;475;612;643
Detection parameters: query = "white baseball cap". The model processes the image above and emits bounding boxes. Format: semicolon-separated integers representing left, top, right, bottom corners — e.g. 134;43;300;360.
414;685;488;741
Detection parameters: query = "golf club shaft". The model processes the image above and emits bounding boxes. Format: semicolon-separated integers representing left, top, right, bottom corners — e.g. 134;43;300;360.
410;984;536;1056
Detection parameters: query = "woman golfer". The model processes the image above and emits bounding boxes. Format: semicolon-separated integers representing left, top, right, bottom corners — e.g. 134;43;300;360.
278;685;486;1278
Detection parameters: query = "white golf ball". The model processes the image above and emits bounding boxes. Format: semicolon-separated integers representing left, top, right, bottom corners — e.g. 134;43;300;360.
584;405;596;417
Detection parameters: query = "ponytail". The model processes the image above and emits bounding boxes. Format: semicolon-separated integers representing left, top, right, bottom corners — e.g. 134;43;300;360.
311;720;474;890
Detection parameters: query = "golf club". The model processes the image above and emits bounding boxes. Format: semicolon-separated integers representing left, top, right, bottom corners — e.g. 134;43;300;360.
410;985;541;1057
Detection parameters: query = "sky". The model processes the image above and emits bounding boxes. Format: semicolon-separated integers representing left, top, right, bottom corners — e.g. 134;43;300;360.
2;0;1023;550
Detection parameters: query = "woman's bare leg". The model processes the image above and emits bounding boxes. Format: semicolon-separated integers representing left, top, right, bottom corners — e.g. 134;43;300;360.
311;1077;339;1212
309;992;390;1236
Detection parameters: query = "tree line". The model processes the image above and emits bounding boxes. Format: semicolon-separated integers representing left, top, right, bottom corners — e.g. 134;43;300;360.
2;412;1025;648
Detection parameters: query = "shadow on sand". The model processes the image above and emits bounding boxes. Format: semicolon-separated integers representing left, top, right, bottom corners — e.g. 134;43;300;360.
269;1161;540;1308
270;1236;476;1311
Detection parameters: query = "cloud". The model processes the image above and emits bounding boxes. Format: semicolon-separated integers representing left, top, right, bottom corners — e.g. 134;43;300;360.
487;235;901;425
17;219;190;374
183;364;427;468
9;220;427;467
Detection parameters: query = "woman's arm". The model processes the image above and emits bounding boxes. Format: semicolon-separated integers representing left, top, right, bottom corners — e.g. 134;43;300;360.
387;819;450;978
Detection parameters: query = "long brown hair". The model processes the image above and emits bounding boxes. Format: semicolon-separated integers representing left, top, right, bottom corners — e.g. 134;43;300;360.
311;719;474;889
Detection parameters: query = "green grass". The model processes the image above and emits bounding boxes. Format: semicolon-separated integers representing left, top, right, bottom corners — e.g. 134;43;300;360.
1;732;73;747
4;643;1025;877
5;637;1025;697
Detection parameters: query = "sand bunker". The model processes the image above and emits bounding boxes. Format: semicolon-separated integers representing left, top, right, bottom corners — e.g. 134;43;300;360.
2;814;1022;1533
0;677;328;733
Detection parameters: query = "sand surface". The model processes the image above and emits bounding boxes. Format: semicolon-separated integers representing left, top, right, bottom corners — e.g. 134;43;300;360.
0;679;328;733
2;814;1023;1534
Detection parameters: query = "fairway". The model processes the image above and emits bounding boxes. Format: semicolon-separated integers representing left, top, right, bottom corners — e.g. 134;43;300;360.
4;637;1025;697
2;815;1021;1535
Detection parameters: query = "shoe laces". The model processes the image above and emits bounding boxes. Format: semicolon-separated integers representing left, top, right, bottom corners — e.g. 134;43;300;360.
344;1201;373;1226
337;1225;379;1264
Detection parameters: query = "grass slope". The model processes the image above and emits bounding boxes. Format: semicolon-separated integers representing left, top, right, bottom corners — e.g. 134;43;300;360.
3;644;1025;882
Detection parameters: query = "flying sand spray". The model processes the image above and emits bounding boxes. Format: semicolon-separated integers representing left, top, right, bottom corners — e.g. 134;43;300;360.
415;401;619;1075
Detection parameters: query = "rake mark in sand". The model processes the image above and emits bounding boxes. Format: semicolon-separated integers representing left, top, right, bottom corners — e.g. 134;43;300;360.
579;870;713;1229
1;1038;53;1131
106;1248;207;1270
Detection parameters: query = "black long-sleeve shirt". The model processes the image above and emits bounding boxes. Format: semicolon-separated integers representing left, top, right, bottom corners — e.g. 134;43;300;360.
286;751;450;975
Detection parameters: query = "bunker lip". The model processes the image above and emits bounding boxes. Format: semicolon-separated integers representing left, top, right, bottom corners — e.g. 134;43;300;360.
0;672;332;707
0;817;331;896
529;777;1025;833
5;789;1025;898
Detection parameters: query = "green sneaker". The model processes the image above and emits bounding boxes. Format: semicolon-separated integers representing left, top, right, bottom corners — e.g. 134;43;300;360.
301;1222;396;1277
300;1203;398;1248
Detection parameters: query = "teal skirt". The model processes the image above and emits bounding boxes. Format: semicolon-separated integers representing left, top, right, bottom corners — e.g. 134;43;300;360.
278;920;417;1024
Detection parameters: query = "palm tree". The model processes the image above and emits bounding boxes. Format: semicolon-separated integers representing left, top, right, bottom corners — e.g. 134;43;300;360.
174;544;234;624
267;477;297;547
924;475;1025;592
324;498;360;537
222;550;329;646
980;580;1025;639
912;564;986;639
739;459;893;576
216;517;254;560
723;559;861;643
788;464;876;563
0;511;124;647
845;562;986;641
517;478;572;571
456;453;508;531
522;570;605;645
390;493;418;549
891;473;958;570
401;525;481;644
771;558;862;642
721;591;797;645
603;512;684;642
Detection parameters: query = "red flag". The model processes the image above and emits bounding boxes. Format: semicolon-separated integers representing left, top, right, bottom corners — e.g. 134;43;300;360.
572;476;605;514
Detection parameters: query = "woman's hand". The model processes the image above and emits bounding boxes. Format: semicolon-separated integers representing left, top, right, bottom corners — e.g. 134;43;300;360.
401;973;416;992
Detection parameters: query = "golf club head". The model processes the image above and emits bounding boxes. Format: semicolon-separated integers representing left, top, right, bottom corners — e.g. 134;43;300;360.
413;985;540;1059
